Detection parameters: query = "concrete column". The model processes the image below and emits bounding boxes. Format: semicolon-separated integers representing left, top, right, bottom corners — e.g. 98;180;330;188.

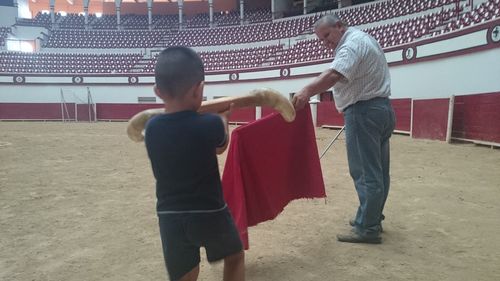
49;0;55;24
83;0;90;26
338;0;352;9
13;0;19;19
209;0;213;27
239;0;244;23
147;0;153;30
115;0;122;26
303;0;307;15
178;0;183;27
271;0;275;20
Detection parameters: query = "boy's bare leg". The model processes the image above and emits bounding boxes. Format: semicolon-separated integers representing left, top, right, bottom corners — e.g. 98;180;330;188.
223;251;245;281
179;265;200;281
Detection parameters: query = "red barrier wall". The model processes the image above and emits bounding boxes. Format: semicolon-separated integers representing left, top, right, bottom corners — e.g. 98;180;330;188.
0;103;75;120
76;104;93;122
391;98;411;133
317;98;411;130
3;95;499;146
0;103;254;122
452;92;500;144
412;98;450;141
229;107;255;123
317;101;343;127
95;103;164;121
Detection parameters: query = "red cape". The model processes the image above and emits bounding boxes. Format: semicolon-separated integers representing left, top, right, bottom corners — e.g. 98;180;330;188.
222;106;326;249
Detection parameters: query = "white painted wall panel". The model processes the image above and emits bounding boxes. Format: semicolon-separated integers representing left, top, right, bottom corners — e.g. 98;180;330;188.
390;47;500;99
84;77;128;84
140;76;155;83
385;50;403;63
417;30;488;58
292;62;331;75
27;76;72;83
1;34;499;103
239;69;280;80
0;76;12;83
205;74;229;82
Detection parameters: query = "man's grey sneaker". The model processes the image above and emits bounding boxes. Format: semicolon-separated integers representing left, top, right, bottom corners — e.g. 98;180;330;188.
349;219;384;233
336;230;382;244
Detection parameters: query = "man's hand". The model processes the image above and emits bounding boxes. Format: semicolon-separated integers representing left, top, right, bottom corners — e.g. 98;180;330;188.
292;88;311;110
292;69;343;110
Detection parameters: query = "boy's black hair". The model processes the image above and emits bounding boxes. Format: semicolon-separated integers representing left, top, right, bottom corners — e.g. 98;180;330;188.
154;46;205;98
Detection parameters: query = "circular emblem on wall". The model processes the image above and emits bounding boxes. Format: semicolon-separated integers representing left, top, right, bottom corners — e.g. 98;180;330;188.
72;76;83;84
128;76;139;84
488;25;500;43
229;73;239;81
280;68;290;77
13;75;25;84
403;47;416;60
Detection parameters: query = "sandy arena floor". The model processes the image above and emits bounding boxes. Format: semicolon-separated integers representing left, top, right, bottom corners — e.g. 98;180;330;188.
1;122;499;281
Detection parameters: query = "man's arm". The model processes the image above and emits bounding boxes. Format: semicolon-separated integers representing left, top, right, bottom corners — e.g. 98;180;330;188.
292;68;344;109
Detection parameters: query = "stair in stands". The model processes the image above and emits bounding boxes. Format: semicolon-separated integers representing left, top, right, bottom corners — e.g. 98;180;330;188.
153;32;175;48
129;57;152;73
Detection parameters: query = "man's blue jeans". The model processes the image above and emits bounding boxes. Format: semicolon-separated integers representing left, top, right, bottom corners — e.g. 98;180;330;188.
343;97;395;237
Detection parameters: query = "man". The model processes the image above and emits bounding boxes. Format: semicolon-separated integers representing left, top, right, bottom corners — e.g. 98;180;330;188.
292;14;396;244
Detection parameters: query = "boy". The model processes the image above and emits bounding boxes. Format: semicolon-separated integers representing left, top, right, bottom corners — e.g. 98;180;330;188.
145;46;244;281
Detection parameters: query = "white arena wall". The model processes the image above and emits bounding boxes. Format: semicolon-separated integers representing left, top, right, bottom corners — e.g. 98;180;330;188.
1;18;500;146
1;19;499;104
1;41;499;103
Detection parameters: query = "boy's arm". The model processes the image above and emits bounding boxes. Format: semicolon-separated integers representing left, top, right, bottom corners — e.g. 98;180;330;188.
216;104;234;155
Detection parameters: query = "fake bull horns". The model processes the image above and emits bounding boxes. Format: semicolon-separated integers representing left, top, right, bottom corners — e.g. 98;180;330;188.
126;88;296;142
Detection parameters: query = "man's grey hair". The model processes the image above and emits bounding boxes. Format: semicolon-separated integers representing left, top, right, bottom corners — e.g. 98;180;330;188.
313;14;347;30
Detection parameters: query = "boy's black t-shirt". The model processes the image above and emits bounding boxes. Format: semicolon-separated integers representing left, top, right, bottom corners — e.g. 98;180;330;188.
145;110;227;212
